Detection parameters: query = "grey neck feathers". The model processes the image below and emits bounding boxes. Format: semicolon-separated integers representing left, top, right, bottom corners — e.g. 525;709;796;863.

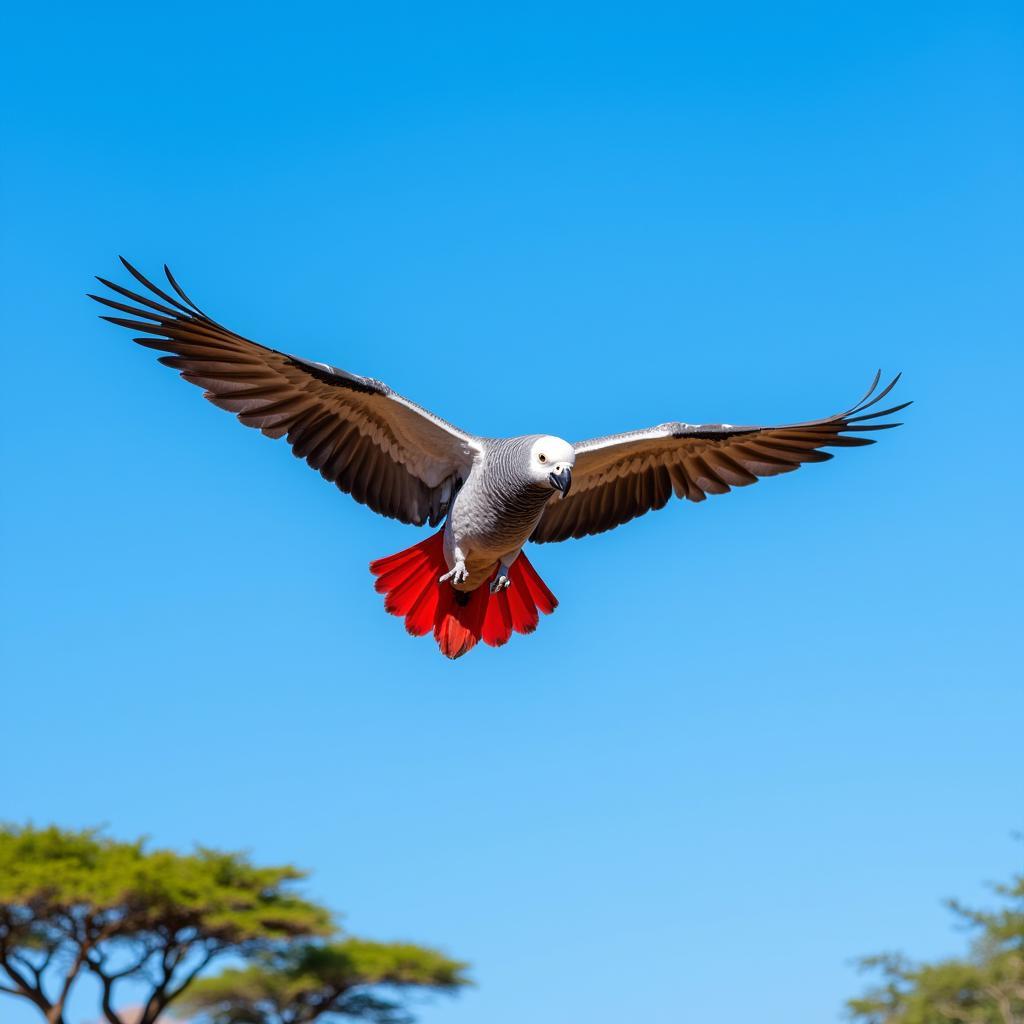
483;436;554;528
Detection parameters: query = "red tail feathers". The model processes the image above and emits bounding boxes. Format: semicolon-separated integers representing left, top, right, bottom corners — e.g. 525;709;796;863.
368;530;558;659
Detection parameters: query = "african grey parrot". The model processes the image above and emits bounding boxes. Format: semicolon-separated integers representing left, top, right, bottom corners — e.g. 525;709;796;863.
92;259;910;658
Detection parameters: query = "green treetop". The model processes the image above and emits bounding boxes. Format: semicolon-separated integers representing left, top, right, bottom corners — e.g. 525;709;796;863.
848;861;1024;1024
0;825;467;1024
181;941;471;1024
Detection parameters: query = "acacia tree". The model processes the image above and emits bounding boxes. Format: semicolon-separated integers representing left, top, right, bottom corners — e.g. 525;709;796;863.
848;863;1024;1024
181;941;470;1024
0;826;468;1024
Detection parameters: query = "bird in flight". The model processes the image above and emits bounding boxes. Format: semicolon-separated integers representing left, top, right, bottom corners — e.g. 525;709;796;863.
92;259;909;659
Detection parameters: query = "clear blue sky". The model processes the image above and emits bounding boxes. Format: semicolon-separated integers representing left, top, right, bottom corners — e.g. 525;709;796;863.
1;3;1021;1023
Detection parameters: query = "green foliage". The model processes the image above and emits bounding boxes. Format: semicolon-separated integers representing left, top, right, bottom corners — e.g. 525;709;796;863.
0;824;467;1024
0;824;333;943
849;865;1024;1024
182;941;471;1024
0;825;332;1024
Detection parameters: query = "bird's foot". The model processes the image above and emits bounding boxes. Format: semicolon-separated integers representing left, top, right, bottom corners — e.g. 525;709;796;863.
439;561;469;586
489;572;511;594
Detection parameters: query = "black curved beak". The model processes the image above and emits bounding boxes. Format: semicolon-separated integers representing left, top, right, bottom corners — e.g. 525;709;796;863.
548;466;572;496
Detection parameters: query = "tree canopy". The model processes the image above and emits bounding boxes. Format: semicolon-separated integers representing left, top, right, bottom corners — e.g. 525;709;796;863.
0;825;466;1024
181;941;470;1024
848;861;1024;1024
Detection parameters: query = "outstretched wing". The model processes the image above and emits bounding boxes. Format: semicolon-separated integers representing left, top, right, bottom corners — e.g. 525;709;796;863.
92;259;479;526
531;372;909;543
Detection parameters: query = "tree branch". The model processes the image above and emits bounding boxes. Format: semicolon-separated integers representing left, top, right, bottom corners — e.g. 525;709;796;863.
88;955;127;1024
0;950;54;1014
157;945;221;1010
138;941;182;1024
28;945;58;983
981;984;1019;1024
9;951;45;984
89;949;158;983
48;936;95;1024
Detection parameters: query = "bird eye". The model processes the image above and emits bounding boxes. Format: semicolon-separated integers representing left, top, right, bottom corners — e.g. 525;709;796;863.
539;453;547;463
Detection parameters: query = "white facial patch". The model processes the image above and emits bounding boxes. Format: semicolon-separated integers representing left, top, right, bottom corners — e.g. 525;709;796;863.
530;435;576;469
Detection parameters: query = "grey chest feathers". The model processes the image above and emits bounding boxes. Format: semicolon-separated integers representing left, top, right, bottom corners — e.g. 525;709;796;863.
446;437;558;563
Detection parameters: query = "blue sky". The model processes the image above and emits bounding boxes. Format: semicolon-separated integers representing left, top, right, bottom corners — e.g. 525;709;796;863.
1;2;1021;1022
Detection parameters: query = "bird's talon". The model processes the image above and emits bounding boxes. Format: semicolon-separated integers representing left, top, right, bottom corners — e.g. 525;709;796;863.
439;562;468;586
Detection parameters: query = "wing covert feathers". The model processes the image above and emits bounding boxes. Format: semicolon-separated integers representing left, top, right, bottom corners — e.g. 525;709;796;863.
91;258;475;527
532;370;910;543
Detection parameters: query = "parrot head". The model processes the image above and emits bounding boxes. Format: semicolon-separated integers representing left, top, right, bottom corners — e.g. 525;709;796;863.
528;435;575;496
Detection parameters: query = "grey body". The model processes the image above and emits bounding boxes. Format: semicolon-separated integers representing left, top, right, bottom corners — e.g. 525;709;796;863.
443;436;558;591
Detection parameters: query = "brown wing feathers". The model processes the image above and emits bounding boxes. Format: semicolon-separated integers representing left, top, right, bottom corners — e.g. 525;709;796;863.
92;260;908;544
531;371;910;543
90;259;466;527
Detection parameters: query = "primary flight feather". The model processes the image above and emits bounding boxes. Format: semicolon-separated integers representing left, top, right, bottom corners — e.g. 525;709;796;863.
92;259;910;658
